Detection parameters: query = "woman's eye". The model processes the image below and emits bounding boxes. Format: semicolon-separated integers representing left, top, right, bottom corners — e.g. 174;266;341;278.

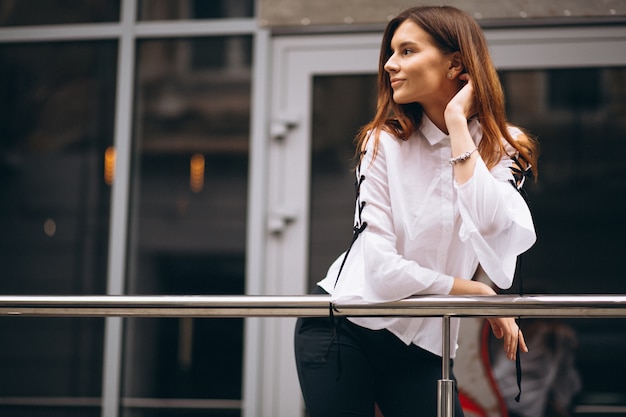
402;49;413;55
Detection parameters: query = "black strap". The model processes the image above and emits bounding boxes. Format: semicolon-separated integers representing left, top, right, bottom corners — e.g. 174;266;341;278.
514;322;523;403
333;156;369;289
510;154;532;403
328;156;369;380
333;220;367;288
514;256;524;403
326;305;344;381
509;154;532;200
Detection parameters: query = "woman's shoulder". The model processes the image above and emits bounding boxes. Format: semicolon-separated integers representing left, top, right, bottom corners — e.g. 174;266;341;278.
503;124;530;156
363;128;403;152
357;128;407;171
506;125;524;139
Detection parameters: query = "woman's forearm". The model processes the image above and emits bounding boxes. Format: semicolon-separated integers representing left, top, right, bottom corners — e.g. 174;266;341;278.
446;114;478;185
449;277;496;296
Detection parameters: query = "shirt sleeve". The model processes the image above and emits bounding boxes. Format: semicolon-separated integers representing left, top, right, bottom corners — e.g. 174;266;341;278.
454;151;536;289
331;133;454;303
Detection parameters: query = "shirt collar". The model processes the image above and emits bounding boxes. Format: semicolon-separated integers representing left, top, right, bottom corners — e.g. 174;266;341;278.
419;114;448;145
419;114;482;145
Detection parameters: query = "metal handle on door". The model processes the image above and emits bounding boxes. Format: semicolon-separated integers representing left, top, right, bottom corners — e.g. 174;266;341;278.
270;113;300;140
267;207;297;234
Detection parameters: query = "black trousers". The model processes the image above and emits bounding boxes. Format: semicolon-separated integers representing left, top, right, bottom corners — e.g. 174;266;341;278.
294;291;465;417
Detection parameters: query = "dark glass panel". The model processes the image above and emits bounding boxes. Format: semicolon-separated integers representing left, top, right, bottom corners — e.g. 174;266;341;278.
501;68;626;295
501;67;626;407
0;40;116;406
122;35;251;410
138;0;254;21
308;74;377;291
0;406;101;417
0;40;117;295
0;0;120;26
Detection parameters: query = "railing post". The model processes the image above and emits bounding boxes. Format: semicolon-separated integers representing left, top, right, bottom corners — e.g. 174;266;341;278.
438;315;453;417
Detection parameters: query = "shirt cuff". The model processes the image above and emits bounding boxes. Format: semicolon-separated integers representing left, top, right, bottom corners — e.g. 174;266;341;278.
426;274;454;295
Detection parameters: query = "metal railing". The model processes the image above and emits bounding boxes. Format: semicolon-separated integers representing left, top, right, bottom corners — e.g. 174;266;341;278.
2;294;626;317
1;294;626;417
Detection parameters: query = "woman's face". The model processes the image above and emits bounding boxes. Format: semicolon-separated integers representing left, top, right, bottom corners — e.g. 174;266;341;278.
384;20;454;107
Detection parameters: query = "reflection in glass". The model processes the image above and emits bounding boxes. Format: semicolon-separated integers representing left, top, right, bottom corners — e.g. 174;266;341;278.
138;0;254;21
123;35;251;415
0;40;117;411
0;0;120;26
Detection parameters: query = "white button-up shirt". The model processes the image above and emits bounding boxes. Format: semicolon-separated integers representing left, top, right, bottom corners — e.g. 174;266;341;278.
318;116;536;358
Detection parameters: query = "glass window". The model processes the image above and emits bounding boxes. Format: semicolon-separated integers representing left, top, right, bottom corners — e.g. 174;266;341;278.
0;40;117;413
502;68;626;406
122;35;251;415
138;0;254;21
500;68;626;295
0;0;120;26
308;74;377;290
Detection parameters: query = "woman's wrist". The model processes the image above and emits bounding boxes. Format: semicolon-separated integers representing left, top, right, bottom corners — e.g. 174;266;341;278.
445;113;473;144
449;148;478;165
444;110;467;130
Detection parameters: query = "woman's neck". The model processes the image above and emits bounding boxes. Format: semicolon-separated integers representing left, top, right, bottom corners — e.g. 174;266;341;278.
422;106;448;135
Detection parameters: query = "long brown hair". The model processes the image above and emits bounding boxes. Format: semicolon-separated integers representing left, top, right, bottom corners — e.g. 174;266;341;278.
357;5;538;177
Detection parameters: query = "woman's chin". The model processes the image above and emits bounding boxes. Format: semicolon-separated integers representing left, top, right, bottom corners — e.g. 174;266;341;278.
392;95;409;105
391;92;415;105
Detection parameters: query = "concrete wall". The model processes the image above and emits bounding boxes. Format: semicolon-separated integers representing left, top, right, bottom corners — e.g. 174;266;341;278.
259;0;626;28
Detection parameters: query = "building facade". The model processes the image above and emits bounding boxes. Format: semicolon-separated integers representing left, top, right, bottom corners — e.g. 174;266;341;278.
1;0;625;416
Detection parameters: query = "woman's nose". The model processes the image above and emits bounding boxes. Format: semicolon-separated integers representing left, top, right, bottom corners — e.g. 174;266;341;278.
384;55;398;73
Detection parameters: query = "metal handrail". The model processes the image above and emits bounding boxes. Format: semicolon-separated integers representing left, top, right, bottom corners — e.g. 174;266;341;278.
1;294;626;317
2;294;625;417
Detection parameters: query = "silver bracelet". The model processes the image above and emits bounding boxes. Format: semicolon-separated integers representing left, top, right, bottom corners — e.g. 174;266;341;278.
449;147;478;165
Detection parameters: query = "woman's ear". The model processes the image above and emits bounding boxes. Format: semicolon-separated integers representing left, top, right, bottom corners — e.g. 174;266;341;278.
448;51;464;76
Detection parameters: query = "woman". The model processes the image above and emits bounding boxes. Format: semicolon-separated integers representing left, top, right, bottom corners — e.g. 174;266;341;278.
294;5;538;417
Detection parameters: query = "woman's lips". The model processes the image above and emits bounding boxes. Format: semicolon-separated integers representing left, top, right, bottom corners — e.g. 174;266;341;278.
390;78;404;88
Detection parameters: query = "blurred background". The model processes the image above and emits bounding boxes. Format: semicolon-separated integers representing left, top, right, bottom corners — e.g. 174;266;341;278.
0;0;625;416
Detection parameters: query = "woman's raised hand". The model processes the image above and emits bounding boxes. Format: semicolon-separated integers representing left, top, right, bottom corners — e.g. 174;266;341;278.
444;73;476;122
